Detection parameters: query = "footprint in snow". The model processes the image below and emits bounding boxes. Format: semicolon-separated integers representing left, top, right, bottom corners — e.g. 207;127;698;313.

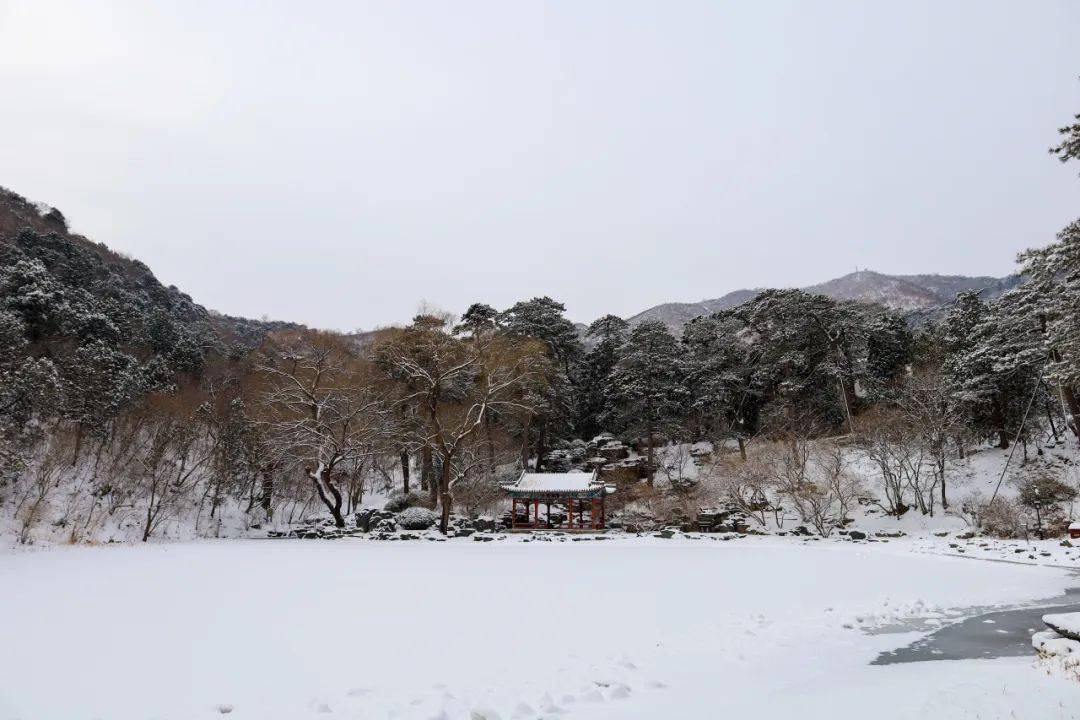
607;684;632;700
470;708;502;720
215;705;234;715
579;687;605;703
538;692;561;713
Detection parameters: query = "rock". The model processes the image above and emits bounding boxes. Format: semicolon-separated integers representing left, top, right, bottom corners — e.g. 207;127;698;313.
956;531;976;540
598;443;630;463
472;516;499;533
354;509;377;532
1044;613;1080;641
875;530;905;538
933;530;950;537
654;529;676;539
473;535;494;542
847;530;867;540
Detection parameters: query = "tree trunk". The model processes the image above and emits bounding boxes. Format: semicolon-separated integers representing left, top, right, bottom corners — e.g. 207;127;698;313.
260;468;274;520
72;424;83;467
736;435;747;462
484;413;496;477
993;399;1009;449
400;450;410;494
938;456;947;510
421;445;433;492
307;466;345;527
520;414;532;470
438;459;453;534
646;426;656;483
1061;383;1080;442
1047;400;1060;442
535;421;547;472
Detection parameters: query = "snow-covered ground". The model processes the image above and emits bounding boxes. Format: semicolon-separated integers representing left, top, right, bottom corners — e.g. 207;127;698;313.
2;537;1079;720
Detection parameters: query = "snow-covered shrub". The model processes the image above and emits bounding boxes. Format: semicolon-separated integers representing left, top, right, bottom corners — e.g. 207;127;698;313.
1018;471;1078;538
396;507;437;530
711;451;776;528
452;470;510;518
978;497;1023;538
384;491;424;513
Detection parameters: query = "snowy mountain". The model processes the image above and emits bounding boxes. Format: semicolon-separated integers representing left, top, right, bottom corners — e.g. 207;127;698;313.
0;186;303;347
628;270;1022;332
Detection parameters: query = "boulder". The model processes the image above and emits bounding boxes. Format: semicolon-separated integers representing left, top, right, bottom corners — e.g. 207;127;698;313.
354;508;377;532
598;443;630;463
1044;613;1080;642
847;530;867;540
472;516;499;533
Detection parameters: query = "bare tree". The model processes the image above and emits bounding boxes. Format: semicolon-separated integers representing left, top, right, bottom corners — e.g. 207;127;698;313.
255;330;394;528
770;438;860;536
377;316;543;533
897;368;965;510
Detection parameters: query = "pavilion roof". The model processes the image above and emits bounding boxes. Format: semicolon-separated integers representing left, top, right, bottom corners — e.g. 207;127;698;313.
505;471;611;498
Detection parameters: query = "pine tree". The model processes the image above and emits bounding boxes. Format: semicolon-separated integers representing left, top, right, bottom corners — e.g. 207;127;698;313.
1017;218;1080;439
681;313;762;459
576;314;629;439
946;290;1045;449
498;297;582;465
604;320;687;479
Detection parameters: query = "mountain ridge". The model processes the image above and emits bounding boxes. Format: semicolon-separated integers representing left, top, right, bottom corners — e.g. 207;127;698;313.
626;270;1022;332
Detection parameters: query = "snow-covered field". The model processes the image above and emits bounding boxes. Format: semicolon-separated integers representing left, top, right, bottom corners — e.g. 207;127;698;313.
2;537;1079;720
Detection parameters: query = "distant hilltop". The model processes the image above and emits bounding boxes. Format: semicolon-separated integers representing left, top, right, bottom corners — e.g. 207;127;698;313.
626;270;1021;332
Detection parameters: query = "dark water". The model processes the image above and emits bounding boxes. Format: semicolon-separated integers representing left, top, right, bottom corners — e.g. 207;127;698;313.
872;587;1080;665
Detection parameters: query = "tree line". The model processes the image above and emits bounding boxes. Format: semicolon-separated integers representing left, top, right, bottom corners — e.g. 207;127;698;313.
2;101;1080;541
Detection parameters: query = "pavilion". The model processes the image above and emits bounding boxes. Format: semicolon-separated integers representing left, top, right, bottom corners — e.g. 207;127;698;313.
505;470;613;531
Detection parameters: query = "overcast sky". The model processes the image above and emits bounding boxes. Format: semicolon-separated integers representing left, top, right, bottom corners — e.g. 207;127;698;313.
1;1;1078;331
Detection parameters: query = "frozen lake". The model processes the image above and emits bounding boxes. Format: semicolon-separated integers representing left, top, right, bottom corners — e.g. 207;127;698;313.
2;537;1079;719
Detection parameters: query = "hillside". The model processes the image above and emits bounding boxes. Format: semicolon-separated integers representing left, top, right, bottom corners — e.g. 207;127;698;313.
0;187;302;348
628;270;1022;332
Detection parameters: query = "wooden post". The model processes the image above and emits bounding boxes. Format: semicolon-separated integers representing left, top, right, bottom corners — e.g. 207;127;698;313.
511;498;516;530
568;498;574;529
600;493;605;529
534;500;539;528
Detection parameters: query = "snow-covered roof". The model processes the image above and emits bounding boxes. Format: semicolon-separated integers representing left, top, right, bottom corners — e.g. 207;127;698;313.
1070;521;1080;531
506;471;607;497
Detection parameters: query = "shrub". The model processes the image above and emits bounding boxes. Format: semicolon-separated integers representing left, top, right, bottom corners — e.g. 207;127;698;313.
384;491;423;513
978;497;1023;538
397;507;437;530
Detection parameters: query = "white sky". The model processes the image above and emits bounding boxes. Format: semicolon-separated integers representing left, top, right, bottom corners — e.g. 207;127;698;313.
1;1;1078;330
